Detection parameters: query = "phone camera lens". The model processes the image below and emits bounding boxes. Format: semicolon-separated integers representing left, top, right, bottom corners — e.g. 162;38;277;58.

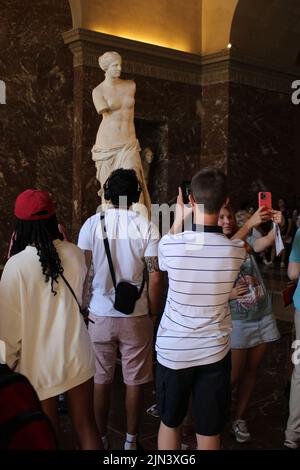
261;193;266;200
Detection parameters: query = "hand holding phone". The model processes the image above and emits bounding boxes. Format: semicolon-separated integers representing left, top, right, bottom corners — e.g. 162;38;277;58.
258;192;272;216
181;180;191;204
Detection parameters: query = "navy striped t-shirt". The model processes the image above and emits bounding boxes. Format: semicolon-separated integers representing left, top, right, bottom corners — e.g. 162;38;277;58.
155;230;245;369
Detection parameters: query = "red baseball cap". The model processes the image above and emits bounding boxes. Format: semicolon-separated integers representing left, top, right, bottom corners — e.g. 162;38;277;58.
14;189;56;221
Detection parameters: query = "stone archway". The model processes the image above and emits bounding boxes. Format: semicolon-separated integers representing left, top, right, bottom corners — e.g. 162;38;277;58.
201;0;238;55
230;0;300;71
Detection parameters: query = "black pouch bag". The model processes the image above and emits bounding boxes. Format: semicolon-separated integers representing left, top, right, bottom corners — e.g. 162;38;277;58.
101;214;145;315
114;282;140;315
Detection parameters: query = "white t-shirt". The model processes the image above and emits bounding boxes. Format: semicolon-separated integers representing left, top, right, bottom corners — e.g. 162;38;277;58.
0;240;95;400
78;208;160;317
156;230;245;369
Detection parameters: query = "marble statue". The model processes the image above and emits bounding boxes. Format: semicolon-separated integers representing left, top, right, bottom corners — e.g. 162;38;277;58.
91;51;151;213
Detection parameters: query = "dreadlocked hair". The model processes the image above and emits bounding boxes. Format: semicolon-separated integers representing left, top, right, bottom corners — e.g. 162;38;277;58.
10;215;64;295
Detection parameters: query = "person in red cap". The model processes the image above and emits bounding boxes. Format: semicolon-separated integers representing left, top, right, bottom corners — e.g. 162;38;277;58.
0;189;101;449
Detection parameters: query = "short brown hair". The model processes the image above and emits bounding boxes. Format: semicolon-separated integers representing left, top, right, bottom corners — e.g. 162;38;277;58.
191;167;227;214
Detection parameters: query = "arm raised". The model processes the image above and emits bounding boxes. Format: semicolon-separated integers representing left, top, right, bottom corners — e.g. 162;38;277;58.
232;207;271;241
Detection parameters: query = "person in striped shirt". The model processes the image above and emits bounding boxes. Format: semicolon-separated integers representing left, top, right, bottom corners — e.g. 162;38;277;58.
155;167;246;450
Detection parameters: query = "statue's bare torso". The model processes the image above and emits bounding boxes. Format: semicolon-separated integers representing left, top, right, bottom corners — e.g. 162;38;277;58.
93;79;136;149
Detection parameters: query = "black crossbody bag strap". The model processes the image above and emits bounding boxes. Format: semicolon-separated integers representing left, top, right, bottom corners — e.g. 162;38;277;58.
60;273;94;324
100;213;145;297
100;213;117;288
60;273;81;310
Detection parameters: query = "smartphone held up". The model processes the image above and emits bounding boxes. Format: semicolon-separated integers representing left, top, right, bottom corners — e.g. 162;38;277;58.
181;181;191;204
258;192;272;219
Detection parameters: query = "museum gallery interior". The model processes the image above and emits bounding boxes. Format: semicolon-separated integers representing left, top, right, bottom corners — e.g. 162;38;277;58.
1;0;300;451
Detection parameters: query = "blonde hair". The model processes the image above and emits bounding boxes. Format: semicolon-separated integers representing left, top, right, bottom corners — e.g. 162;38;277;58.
98;51;121;72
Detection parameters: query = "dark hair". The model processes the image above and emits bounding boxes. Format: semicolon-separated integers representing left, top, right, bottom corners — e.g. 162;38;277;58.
240;201;254;212
10;215;64;295
191;167;227;214
103;169;141;207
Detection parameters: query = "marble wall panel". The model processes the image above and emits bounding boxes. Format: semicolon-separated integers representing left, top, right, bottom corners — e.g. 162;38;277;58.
0;0;73;266
228;83;299;210
200;82;230;173
200;81;299;210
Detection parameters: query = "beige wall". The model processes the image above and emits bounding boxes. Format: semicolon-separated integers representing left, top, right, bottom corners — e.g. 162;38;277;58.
201;0;238;55
68;0;300;67
68;0;202;54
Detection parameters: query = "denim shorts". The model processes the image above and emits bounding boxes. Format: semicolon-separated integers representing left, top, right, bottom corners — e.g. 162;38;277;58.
231;313;280;349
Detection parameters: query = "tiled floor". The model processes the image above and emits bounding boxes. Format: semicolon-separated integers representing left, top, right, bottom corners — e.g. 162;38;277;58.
60;264;295;450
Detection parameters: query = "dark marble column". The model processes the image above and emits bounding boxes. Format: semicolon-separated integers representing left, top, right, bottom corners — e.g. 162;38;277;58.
228;83;299;208
201;82;229;173
0;0;73;264
200;50;299;209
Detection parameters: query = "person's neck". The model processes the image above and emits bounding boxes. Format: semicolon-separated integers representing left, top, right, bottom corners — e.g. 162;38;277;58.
105;76;121;85
112;205;131;210
193;211;219;227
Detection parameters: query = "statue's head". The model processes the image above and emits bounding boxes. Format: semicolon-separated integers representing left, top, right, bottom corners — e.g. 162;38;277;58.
142;147;154;164
98;51;122;72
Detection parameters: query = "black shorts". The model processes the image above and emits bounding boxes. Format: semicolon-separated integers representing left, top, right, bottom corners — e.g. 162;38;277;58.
156;352;231;436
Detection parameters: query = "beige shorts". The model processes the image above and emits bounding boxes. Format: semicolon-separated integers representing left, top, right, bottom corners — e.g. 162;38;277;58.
88;314;154;385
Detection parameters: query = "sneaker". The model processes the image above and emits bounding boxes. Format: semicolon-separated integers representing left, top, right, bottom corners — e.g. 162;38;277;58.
124;439;136;450
284;439;299;449
232;419;251;443
181;443;190;450
146;403;159;418
124;440;144;451
101;435;109;451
